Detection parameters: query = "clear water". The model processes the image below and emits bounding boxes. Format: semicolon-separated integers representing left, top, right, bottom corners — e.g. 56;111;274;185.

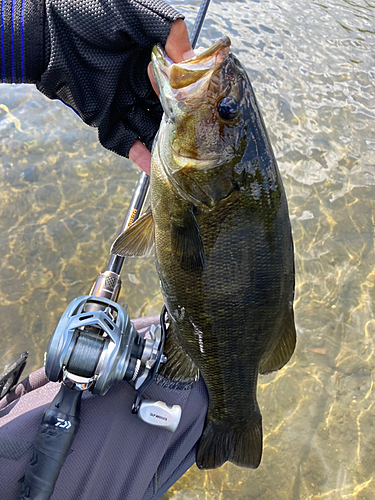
0;0;374;498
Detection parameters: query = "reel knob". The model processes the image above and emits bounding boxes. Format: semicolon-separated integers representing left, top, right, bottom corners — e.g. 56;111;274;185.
138;400;182;433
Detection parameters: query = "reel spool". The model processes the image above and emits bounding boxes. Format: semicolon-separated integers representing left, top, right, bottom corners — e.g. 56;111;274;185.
45;295;138;395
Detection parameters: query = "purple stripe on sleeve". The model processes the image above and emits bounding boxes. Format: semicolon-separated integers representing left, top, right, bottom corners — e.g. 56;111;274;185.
1;0;5;83
10;0;14;82
20;0;24;81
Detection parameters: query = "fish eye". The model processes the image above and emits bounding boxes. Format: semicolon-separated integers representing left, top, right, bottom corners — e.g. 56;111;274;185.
217;97;239;121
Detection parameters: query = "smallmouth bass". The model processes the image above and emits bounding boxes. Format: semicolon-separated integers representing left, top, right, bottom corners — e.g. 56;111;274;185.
112;37;296;470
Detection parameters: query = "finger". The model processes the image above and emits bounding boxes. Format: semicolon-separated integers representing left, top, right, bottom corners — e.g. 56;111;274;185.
165;19;195;62
129;140;151;175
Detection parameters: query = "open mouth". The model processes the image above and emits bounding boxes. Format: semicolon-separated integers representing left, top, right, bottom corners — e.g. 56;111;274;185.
152;37;233;169
152;36;231;99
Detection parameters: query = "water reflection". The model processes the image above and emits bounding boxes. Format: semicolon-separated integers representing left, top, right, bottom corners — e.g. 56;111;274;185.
1;0;374;498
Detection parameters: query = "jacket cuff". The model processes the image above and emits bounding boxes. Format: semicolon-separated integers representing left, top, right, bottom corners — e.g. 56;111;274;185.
1;0;45;83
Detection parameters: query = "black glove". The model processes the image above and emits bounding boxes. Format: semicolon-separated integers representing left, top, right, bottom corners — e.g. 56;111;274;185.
1;0;183;157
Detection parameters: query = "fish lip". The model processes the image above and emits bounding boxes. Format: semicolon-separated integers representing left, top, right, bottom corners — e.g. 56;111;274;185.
154;35;231;67
152;36;231;94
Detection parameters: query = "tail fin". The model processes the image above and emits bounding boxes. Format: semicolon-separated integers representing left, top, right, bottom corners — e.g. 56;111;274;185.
196;412;263;469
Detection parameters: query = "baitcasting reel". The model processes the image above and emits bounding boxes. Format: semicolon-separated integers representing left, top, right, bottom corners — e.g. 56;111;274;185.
19;295;181;500
45;294;181;431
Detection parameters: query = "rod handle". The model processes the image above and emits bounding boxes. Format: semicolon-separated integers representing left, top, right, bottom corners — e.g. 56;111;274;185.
19;384;82;500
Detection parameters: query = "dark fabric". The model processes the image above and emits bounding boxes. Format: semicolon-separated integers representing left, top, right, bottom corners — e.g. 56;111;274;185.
0;437;32;461
39;0;184;156
1;0;45;83
0;0;183;156
0;316;208;500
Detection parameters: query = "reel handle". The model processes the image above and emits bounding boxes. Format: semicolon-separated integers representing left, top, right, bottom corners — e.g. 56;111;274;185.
19;384;82;500
138;400;182;433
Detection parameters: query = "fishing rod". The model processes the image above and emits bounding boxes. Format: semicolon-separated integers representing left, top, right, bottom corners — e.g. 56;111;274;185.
107;0;211;277
18;2;211;499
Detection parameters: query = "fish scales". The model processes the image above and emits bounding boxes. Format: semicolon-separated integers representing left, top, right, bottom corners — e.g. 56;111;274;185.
152;158;290;409
111;36;296;470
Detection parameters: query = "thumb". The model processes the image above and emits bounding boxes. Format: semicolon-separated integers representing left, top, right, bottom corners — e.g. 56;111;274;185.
165;19;195;63
148;19;195;96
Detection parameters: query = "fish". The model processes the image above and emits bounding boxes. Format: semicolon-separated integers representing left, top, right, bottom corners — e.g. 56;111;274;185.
111;36;296;470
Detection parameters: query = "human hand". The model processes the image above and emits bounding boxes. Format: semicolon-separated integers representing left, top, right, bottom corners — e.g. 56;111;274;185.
129;19;194;175
37;0;192;173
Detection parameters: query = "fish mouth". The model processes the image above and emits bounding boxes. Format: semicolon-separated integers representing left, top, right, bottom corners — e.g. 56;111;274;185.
152;36;231;94
152;37;232;164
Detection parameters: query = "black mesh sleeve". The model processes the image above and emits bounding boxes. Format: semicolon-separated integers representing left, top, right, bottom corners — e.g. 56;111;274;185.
1;0;184;157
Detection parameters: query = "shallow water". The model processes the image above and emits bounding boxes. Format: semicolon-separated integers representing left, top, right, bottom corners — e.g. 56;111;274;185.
1;0;374;498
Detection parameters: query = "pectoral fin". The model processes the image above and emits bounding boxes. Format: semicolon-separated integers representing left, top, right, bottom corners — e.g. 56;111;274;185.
110;209;155;257
171;208;205;271
259;304;296;374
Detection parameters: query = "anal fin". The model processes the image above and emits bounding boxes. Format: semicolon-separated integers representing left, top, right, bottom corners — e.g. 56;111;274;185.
159;323;199;383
